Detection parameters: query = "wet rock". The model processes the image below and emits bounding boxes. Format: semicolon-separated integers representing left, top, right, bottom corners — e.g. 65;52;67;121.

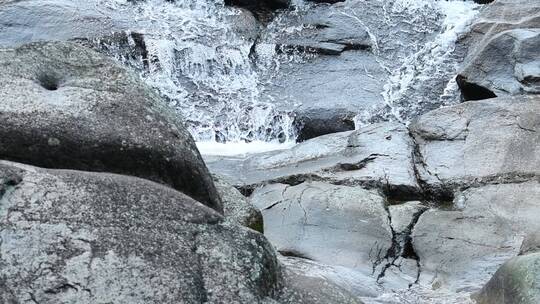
0;0;128;47
0;160;281;303
213;174;264;232
206;122;420;199
458;29;540;99
474;252;540;304
0;41;221;211
270;6;373;55
73;31;150;71
224;0;290;21
410;95;540;194
295;109;356;142
251;181;393;274
413;181;540;292
457;0;540;99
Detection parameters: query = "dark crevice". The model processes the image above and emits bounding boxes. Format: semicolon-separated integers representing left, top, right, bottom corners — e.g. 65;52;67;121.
376;205;428;284
456;74;497;101
279;250;313;261
410;133;455;203
224;0;289;23
37;73;61;91
44;282;79;294
0;171;23;201
191;231;209;303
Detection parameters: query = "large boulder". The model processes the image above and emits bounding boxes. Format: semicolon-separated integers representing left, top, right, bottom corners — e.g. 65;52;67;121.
413;181;540;292
0;0;128;47
0;41;221;211
456;0;540;100
251;181;426;293
474;252;540;304
0;160;280;303
251;181;392;269
410;95;540;195
206;122;420;200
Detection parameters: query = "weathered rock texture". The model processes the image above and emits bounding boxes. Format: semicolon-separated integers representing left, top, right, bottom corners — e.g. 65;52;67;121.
410;95;540;195
474;252;540;304
206;122;419;199
0;0;128;47
213;174;264;232
251;181;392;269
0;41;221;211
457;0;540;99
0;160;280;303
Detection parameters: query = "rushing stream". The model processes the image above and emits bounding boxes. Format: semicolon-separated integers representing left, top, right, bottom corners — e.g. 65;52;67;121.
93;0;479;155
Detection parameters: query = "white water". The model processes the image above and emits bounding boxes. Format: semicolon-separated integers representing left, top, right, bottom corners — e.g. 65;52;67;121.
94;0;479;155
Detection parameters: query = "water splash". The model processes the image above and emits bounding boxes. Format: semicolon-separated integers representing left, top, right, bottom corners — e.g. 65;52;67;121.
92;0;479;155
379;0;480;123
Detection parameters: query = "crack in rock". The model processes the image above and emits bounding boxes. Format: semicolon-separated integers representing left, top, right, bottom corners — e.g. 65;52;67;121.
376;205;428;285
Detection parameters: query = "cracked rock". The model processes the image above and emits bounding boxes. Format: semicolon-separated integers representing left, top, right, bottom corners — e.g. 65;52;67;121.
207;122;420;199
251;181;392;275
412;180;540;292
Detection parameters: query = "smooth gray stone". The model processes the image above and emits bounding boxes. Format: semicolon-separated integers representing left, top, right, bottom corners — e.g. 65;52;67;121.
278;256;365;304
410;95;540;193
251;181;392;272
206;122;420;198
0;0;130;47
413;181;540;292
0;41;221;211
456;0;540;99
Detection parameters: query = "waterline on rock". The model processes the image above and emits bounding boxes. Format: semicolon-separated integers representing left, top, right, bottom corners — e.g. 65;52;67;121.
197;140;296;156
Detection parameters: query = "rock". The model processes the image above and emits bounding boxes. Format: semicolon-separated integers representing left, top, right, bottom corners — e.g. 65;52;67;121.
206;122;420;199
520;232;540;256
0;160;281;303
257;0;467;131
456;0;540;99
388;202;426;235
0;41;221;211
213;174;264;232
295;109;356;142
305;0;345;4
410;95;540;194
474;252;540;304
73;31;150;71
278;256;381;299
278;257;365;304
413;181;540;292
251;181;393;274
0;0;128;47
224;0;290;21
457;29;540;99
269;6;373;55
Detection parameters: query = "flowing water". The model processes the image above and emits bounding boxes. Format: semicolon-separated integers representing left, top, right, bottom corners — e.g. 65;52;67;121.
93;0;479;155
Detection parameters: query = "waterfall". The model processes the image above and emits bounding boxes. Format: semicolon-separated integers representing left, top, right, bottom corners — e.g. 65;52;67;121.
93;0;480;154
